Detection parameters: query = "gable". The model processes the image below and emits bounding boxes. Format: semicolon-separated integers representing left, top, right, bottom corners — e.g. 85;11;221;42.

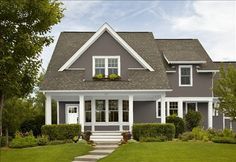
58;23;154;71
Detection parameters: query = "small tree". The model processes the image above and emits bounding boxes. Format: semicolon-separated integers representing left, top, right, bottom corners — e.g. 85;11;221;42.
166;115;185;137
185;111;202;131
213;65;236;129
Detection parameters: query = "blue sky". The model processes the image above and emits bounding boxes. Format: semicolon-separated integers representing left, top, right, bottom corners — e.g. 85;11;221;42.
41;0;236;69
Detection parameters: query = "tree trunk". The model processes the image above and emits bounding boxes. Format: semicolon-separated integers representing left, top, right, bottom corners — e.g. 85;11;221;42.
0;92;4;137
6;128;8;147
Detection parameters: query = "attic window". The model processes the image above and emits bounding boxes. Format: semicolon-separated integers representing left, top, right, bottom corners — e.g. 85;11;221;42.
179;65;193;87
93;56;120;77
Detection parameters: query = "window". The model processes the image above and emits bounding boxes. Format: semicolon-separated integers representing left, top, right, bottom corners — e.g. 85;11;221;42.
179;65;192;86
85;101;91;122
93;56;120;77
213;102;219;116
96;100;105;122
156;101;161;118
109;100;119;122
169;102;178;115
68;106;77;113
123;100;129;122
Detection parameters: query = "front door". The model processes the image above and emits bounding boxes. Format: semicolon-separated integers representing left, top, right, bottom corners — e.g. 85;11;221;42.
66;105;79;124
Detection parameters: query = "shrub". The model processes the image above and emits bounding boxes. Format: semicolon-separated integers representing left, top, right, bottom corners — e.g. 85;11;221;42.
192;127;209;141
140;136;167;142
212;137;236;144
179;132;194;141
10;131;37;148
132;123;175;141
108;74;121;81
185;111;202;131
20;115;44;136
81;131;92;142
37;135;49;146
222;129;235;138
41;124;81;140
166;115;185;137
121;132;132;143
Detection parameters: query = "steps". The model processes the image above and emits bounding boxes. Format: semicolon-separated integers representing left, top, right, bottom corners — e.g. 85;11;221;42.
73;141;119;162
90;131;122;142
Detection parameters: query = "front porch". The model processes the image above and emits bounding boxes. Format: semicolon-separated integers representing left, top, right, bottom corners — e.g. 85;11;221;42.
44;90;167;132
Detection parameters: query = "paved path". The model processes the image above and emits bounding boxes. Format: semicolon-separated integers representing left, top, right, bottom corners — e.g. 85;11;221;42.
72;142;119;162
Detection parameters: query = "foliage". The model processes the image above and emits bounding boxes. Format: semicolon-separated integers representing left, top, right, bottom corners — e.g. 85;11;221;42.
20;115;44;136
93;73;105;80
37;135;49;146
191;127;209;141
41;124;81;140
212;137;236;144
132;123;175;141
140;136;167;142
108;73;121;81
81;131;92;142
184;111;202;131
73;136;79;143
178;132;194;141
213;65;236;120
121;132;132;143
1;136;12;147
166;115;185;137
10;131;37;148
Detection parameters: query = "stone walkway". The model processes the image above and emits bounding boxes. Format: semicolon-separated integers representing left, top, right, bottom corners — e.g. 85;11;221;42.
72;142;119;162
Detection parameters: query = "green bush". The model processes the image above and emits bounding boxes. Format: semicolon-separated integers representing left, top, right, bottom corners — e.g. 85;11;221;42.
212;137;236;144
192;127;209;141
41;124;81;140
179;132;194;141
10;131;37;148
166;115;185;137
37;135;49;146
185;111;202;131
132;123;175;141
20;115;44;136
140;136;167;142
222;129;235;138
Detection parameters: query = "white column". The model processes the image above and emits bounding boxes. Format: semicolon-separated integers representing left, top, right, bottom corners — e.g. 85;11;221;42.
79;95;85;132
56;101;59;124
161;94;166;123
91;99;95;132
119;99;123;131
178;100;183;118
129;95;134;132
208;101;213;128
45;94;52;125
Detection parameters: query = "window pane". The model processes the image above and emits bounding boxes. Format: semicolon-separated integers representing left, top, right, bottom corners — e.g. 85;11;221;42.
169;102;178;115
85;101;91;111
95;68;105;75
85;112;91;122
96;100;105;110
108;68;118;75
123;100;129;122
109;100;118;122
96;100;105;122
95;58;105;67
181;76;190;85
123;101;129;111
181;68;190;75
123;112;129;122
109;111;118;122
108;58;118;67
109;100;118;110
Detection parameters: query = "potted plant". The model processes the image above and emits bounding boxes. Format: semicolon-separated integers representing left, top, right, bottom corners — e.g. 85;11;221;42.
82;131;92;142
108;73;121;81
72;136;79;143
93;73;105;81
121;131;132;143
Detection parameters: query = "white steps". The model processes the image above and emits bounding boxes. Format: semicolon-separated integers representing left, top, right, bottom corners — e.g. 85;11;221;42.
90;131;122;142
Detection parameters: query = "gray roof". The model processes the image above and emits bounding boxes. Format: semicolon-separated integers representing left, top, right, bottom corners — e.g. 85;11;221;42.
40;32;171;90
156;39;218;70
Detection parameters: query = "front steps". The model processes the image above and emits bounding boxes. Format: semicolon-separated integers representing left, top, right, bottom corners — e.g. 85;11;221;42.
90;131;122;142
72;141;119;162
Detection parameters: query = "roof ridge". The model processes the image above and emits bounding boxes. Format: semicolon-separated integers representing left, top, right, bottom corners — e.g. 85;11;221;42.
156;38;196;40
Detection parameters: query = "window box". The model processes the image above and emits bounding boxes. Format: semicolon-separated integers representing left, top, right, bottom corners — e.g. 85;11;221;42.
93;73;121;81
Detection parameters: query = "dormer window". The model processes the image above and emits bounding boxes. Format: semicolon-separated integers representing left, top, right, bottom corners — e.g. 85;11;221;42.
179;65;193;86
93;56;120;77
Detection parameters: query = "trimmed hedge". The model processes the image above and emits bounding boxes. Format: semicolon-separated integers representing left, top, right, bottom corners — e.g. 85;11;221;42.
166;115;185;137
41;124;81;140
132;123;175;141
212;137;236;144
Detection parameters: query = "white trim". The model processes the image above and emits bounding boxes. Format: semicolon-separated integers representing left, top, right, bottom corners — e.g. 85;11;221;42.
79;95;85;132
161;94;166;123
67;68;85;71
58;23;154;71
40;89;173;93
129;95;134;132
92;56;121;77
128;68;146;70
197;69;219;73
164;55;206;64
156;100;161;118
179;65;193;87
45;94;52;125
208;101;213;128
56;101;59;124
166;70;176;73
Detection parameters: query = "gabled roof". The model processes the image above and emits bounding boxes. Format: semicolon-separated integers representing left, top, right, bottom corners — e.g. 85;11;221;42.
58;23;154;71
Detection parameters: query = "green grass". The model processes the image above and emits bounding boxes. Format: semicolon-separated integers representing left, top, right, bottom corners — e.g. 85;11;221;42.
99;141;236;162
1;143;92;162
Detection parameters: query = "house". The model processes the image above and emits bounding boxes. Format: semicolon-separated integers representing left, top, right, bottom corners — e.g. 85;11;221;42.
40;23;236;134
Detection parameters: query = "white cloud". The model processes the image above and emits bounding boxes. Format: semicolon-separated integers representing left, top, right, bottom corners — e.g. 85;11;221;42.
169;1;236;61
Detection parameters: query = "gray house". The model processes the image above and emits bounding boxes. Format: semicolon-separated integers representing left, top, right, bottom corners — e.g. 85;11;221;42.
40;23;236;136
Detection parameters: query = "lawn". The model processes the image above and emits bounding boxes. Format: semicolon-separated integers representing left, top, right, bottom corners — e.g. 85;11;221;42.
0;143;92;162
99;141;236;162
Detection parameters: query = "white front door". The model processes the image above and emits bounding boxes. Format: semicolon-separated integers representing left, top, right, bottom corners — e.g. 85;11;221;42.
66;105;79;124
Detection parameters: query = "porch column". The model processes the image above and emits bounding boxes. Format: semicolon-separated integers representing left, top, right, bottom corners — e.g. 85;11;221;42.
56;101;59;124
119;99;123;131
208;101;213;128
129;95;134;132
79;95;85;132
161;94;166;123
178;101;183;118
45;94;52;125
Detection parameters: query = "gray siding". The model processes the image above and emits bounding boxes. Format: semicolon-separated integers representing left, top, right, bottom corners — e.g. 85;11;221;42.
70;31;143;80
166;65;213;97
133;101;161;123
95;126;119;131
197;102;208;129
225;119;236;132
213;114;224;130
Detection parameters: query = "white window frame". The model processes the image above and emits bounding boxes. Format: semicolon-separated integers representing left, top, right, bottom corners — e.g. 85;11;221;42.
92;56;121;77
156;100;161;118
179;65;193;87
185;102;198;114
169;101;178;116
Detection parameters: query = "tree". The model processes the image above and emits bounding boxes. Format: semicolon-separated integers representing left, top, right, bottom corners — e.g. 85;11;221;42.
214;65;236;129
0;0;64;136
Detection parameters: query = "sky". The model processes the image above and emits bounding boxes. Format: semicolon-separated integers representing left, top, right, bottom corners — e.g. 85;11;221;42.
41;0;236;69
